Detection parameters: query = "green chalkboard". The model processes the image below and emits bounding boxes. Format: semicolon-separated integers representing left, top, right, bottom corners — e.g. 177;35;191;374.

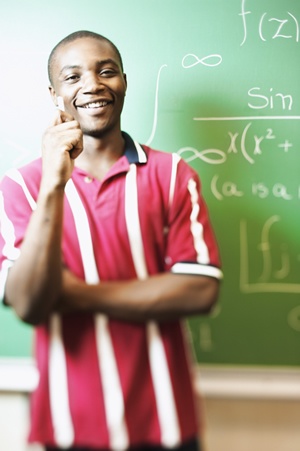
0;0;299;366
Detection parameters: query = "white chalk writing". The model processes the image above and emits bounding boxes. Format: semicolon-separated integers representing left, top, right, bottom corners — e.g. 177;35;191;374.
240;0;299;45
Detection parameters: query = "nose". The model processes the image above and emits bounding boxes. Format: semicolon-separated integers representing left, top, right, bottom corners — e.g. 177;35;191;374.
81;72;103;94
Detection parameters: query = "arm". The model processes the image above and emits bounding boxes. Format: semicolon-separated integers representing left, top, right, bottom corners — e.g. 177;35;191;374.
58;157;222;322
59;268;220;322
4;110;83;325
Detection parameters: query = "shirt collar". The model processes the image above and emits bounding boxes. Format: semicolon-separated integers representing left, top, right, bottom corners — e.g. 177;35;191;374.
122;131;148;164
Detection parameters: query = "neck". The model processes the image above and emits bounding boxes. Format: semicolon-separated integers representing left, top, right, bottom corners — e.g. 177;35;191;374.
75;127;125;181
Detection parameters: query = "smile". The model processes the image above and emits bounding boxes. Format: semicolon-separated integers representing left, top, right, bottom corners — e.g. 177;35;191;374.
80;101;110;109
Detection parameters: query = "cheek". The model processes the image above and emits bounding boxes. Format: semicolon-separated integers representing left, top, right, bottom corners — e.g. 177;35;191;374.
63;102;74;115
112;80;126;96
116;87;126;103
64;96;78;112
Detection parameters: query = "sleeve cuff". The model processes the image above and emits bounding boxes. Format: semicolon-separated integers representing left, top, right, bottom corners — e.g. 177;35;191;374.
171;262;223;280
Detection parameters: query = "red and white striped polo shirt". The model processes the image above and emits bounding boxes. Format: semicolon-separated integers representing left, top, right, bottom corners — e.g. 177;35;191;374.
0;132;222;449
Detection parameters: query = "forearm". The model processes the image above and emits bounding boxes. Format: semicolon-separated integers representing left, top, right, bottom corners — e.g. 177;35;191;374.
4;110;83;325
5;184;65;325
59;270;220;321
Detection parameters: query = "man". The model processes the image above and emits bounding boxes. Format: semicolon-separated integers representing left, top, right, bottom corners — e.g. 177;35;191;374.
0;31;222;451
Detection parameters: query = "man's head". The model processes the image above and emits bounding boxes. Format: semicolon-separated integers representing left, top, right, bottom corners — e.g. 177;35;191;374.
48;30;124;87
48;31;127;138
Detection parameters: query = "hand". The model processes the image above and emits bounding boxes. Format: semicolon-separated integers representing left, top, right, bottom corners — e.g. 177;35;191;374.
41;109;83;190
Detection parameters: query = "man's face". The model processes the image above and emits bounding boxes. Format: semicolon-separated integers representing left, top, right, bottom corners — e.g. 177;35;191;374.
49;37;127;137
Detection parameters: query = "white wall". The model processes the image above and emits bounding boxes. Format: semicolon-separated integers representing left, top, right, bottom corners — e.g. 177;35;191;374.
0;392;41;451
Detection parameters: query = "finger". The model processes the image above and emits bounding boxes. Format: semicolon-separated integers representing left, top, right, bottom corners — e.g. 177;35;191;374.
70;147;83;160
51;119;81;132
70;144;83;159
70;135;84;160
48;109;75;128
55;129;83;157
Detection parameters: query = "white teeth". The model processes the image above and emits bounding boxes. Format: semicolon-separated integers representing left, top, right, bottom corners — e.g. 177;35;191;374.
83;101;108;108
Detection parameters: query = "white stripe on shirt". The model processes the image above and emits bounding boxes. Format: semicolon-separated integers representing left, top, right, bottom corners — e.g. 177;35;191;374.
65;179;129;451
65;180;99;285
146;321;181;447
125;163;181;447
134;140;147;163
187;178;210;265
0;191;21;262
6;168;37;210
0;190;18;300
94;315;129;451
169;154;181;209
0;170;36;301
171;262;223;279
124;164;148;280
49;313;75;448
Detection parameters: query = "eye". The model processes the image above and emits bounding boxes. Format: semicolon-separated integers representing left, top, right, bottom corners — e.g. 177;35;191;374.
65;74;80;83
100;69;116;77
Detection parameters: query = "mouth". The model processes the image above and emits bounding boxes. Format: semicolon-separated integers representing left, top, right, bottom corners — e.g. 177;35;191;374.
77;100;112;109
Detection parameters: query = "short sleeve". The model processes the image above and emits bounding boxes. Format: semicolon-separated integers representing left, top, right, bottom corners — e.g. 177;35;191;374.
164;158;222;280
0;169;37;302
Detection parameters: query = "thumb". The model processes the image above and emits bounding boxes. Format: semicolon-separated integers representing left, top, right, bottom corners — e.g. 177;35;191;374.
48;109;75;127
57;96;65;111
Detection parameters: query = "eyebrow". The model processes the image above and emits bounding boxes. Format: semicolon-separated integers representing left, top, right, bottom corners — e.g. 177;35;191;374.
60;59;119;75
98;59;119;67
60;65;81;75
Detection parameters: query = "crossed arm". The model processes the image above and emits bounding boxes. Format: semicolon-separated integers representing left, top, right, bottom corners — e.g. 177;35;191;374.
4;179;219;325
4;109;220;325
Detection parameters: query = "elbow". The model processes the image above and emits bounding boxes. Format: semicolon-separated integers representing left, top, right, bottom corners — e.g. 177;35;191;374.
4;267;62;325
4;292;52;326
8;301;43;326
201;296;218;315
20;306;50;326
17;308;46;326
199;277;221;315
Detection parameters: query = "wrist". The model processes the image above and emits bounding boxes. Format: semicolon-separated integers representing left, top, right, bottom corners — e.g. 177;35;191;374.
36;179;66;219
39;175;67;196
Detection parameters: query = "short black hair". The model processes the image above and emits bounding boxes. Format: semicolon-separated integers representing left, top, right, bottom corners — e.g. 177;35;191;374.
48;30;124;85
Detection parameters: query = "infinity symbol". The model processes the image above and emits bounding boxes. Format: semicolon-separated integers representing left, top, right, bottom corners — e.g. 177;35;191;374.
182;53;222;68
177;147;226;164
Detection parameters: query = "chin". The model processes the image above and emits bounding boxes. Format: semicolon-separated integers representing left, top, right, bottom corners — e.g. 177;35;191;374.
83;129;105;138
82;121;118;138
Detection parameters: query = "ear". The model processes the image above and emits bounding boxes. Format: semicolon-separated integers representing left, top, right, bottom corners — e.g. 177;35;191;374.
49;85;58;107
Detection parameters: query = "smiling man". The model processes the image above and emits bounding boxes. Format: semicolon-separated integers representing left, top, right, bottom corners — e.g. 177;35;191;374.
0;31;222;451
